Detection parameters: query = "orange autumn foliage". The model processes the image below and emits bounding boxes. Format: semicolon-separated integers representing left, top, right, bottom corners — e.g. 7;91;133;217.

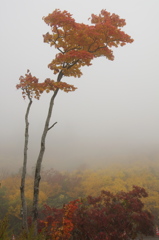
56;200;80;239
38;200;80;240
16;70;76;100
17;9;133;99
43;9;133;77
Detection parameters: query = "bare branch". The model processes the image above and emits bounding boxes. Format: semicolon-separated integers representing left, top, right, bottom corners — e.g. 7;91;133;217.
48;121;57;131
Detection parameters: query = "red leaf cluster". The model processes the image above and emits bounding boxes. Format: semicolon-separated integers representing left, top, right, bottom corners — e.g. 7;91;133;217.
37;186;154;240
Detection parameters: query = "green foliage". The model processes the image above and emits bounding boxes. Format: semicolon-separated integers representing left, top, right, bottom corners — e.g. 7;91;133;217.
0;187;9;219
0;216;10;240
17;226;46;240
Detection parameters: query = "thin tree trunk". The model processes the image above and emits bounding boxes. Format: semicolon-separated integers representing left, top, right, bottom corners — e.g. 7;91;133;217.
20;94;32;232
32;71;63;233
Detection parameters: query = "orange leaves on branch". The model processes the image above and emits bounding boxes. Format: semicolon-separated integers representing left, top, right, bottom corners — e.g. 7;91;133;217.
43;9;134;77
91;10;122;25
43;78;77;93
43;9;75;29
17;9;133;99
48;50;94;77
16;70;40;100
16;70;77;100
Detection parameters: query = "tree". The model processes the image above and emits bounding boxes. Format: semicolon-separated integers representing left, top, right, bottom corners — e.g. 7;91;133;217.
16;71;41;232
17;8;133;233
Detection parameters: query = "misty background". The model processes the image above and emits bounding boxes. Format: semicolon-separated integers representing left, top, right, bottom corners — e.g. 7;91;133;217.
0;0;159;172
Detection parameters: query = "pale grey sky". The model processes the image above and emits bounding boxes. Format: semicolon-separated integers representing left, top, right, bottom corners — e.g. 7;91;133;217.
0;0;159;172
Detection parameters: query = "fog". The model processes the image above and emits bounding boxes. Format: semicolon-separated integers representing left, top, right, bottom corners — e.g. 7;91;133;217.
0;0;159;172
